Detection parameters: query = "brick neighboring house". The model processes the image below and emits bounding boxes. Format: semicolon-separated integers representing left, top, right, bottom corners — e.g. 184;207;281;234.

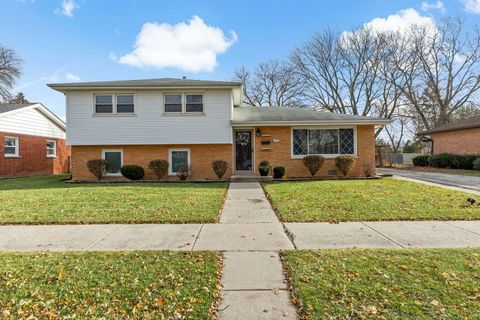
417;115;480;155
0;103;70;178
48;78;389;181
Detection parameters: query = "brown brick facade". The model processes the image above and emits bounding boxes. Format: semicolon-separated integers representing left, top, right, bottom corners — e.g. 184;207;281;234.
71;125;375;180
0;132;70;179
250;125;375;177
71;144;233;181
430;128;480;155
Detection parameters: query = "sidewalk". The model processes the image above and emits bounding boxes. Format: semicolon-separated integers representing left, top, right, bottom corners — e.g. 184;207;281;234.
1;220;480;251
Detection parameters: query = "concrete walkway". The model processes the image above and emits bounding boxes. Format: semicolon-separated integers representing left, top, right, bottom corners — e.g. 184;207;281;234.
216;182;296;320
377;168;480;193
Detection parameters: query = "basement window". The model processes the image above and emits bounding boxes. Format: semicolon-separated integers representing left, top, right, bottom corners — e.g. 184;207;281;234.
168;149;190;175
102;149;123;176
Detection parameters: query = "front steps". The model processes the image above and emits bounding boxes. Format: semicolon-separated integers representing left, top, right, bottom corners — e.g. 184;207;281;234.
231;175;273;182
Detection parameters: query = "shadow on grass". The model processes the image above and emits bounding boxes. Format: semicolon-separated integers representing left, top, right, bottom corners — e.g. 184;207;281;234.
0;174;228;191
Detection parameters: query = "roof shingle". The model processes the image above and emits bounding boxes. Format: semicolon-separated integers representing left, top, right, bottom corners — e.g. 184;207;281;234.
0;103;36;114
418;115;480;135
48;78;242;90
231;106;388;124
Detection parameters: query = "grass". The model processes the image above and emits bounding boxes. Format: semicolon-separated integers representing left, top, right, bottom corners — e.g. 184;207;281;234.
263;178;480;222
0;175;228;224
390;165;480;177
0;251;220;319
282;248;480;319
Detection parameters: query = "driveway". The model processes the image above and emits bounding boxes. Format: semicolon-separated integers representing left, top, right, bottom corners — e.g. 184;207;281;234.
377;168;480;192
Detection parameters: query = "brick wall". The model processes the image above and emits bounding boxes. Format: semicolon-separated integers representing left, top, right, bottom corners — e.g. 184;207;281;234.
71;125;376;181
71;144;233;181
0;132;70;178
431;128;480;155
251;125;375;177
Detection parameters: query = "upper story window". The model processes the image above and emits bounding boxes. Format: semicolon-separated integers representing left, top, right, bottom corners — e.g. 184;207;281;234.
94;94;135;114
186;94;203;112
116;95;134;113
292;128;355;157
164;93;204;114
95;95;113;113
4;136;19;157
46;140;57;158
164;94;183;113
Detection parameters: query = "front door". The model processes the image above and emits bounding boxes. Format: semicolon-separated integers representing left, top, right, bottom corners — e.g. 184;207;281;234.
235;131;253;171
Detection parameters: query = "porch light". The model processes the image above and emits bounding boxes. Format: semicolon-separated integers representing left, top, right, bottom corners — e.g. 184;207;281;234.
256;128;261;137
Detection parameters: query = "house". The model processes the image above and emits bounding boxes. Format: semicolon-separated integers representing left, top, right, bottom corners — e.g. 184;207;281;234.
0;103;70;178
417;115;480;155
48;78;388;181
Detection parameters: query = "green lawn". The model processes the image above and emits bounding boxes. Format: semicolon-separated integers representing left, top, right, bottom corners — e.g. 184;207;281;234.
0;251;220;319
282;249;480;319
0;175;227;224
263;178;480;222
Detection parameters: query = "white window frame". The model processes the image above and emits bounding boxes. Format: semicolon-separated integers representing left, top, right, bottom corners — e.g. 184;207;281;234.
93;93;136;115
185;93;204;113
94;94;114;114
163;93;184;114
4;136;19;157
168;148;191;176
290;126;357;159
101;149;123;176
163;92;205;114
46;140;57;158
115;94;135;114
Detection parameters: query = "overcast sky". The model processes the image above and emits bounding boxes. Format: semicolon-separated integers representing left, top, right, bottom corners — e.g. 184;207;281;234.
2;0;480;118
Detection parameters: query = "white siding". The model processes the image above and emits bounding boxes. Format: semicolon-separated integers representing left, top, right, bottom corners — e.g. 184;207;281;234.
66;89;233;145
0;108;65;139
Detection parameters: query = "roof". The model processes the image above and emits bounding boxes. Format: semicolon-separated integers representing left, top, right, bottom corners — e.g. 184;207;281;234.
417;115;480;135
48;78;242;91
231;106;389;126
0;103;66;131
0;103;36;114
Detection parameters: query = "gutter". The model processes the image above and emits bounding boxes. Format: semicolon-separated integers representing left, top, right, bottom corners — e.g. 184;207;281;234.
47;85;242;92
230;119;391;127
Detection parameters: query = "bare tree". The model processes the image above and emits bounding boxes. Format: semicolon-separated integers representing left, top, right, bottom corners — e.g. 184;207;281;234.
290;28;398;115
0;45;23;101
391;18;480;131
233;60;305;107
9;92;29;104
290;27;407;137
384;115;409;153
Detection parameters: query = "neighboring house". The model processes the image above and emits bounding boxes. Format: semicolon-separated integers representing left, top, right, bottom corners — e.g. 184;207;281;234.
0;103;70;178
417;115;480;155
48;78;388;181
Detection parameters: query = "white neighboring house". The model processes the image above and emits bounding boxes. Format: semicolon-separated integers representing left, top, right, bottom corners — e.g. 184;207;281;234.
0;103;70;178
